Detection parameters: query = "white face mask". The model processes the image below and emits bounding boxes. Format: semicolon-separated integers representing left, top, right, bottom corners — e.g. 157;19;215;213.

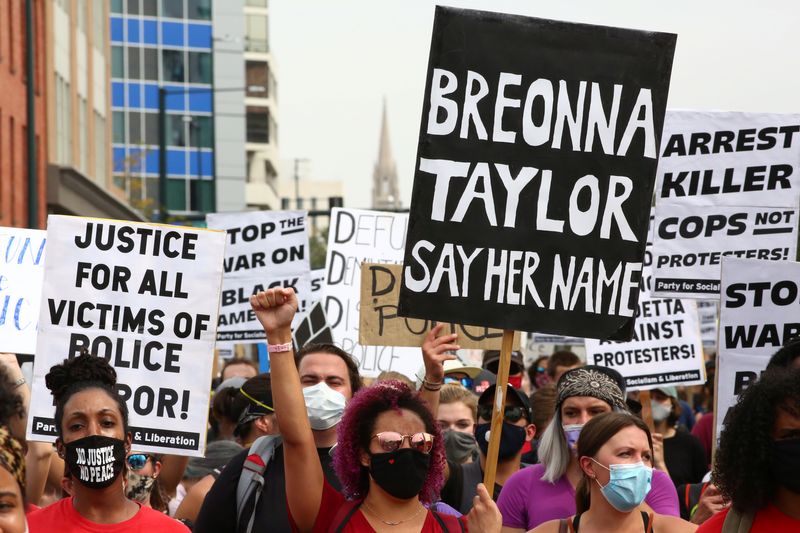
302;381;346;430
650;400;671;423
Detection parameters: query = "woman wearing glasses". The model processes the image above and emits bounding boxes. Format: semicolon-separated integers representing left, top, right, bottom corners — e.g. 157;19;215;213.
27;352;188;532
125;452;169;513
250;287;502;532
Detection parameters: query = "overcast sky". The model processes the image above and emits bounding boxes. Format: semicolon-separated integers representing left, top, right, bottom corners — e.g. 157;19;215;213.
270;0;800;210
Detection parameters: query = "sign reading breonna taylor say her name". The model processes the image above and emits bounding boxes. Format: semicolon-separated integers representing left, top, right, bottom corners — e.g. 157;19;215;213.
715;256;800;440
397;7;677;340
26;216;225;456
652;111;800;298
0;227;47;354
207;210;311;343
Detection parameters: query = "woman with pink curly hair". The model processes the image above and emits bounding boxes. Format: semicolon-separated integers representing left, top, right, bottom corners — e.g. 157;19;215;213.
250;287;501;532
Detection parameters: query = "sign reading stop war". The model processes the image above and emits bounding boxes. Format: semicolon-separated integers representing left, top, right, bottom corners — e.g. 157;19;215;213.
324;208;421;378
0;228;46;354
715;257;800;440
27;216;224;456
360;263;519;349
652;111;800;298
397;7;676;340
207;210;311;343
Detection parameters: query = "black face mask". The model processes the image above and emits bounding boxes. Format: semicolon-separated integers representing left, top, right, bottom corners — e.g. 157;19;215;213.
771;437;800;493
369;448;430;500
64;435;127;489
475;421;527;460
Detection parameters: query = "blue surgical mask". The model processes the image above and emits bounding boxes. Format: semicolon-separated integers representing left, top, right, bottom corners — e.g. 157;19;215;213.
591;459;653;512
563;424;583;453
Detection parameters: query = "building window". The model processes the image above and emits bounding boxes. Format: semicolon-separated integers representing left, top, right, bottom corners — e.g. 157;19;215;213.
92;0;105;50
189;116;212;148
128;111;142;144
111;0;123;14
143;48;158;80
246;107;269;143
187;0;211;20
95;112;107;184
245;14;268;52
161;0;183;18
144;112;159;145
167;178;186;210
188;52;211;84
162;50;184;82
127;47;141;79
111;46;124;78
245;61;268;97
142;0;157;16
128;0;140;15
112;111;126;143
167;115;186;146
190;179;213;212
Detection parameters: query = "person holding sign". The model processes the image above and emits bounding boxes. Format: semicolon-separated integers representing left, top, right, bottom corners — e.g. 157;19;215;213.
27;353;188;532
249;287;502;532
528;412;696;532
497;367;679;531
697;369;800;532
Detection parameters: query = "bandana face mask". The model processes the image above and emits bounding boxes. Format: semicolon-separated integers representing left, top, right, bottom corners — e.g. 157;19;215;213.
125;471;156;503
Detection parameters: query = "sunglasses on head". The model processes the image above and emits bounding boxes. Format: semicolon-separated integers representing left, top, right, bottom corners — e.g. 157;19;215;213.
126;453;152;471
444;376;474;389
477;405;528;423
372;432;435;454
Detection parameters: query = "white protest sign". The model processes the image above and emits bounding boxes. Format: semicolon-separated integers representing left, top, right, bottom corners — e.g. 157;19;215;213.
652;111;800;298
0;228;46;354
27;216;225;456
697;300;718;349
207;210;311;343
528;334;584;346
715;256;800;439
585;229;705;389
310;268;326;305
324;208;420;378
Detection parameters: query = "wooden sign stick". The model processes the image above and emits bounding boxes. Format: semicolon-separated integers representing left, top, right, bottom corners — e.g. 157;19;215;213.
640;390;655;433
482;329;515;494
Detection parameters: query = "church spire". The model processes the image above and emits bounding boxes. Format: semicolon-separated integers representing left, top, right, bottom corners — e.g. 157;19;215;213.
372;98;401;209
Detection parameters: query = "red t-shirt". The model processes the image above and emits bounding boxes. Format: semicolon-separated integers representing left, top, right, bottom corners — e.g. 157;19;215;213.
292;480;467;533
27;497;189;533
697;504;800;532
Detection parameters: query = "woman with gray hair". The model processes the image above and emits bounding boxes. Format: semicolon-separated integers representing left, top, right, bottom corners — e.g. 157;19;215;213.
496;366;680;531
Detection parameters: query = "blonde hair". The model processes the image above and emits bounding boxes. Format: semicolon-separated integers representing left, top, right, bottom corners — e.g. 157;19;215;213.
375;371;414;389
438;383;478;422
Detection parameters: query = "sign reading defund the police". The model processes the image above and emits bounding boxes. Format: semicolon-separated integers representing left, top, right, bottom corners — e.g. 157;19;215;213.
325;208;421;378
27;216;224;456
207;210;311;343
715;256;800;440
397;7;676;340
0;227;46;354
652;111;800;298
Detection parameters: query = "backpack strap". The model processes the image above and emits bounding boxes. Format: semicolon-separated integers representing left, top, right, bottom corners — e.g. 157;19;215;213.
235;435;282;533
431;510;465;532
721;507;756;533
332;500;363;533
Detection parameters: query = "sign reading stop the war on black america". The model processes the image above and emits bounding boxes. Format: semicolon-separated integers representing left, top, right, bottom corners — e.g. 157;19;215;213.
206;210;311;344
652;111;800;298
27;216;225;456
397;7;677;340
715;256;800;440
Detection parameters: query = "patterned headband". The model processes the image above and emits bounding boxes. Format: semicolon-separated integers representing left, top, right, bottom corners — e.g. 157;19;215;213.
556;367;627;410
0;426;25;491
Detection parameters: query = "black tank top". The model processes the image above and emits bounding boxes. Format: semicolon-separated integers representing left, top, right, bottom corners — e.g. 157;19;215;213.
563;511;653;532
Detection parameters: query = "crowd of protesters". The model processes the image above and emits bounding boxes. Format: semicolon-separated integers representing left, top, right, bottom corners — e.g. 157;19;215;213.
0;287;798;532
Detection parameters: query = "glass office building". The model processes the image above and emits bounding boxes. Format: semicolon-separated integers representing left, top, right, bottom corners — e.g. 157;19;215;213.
110;0;215;218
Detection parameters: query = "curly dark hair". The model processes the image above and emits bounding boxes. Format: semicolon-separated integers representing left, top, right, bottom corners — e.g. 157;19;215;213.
767;337;800;370
0;365;24;427
333;380;444;504
45;351;129;438
713;368;800;513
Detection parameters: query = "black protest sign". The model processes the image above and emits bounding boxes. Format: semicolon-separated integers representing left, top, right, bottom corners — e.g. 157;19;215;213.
398;7;676;340
293;301;334;350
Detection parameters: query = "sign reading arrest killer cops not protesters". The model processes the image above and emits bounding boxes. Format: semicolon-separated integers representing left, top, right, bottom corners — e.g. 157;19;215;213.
0;227;47;354
715;256;800;441
397;7;676;340
207;210;311;343
324;208;420;378
27;216;225;456
652;111;800;298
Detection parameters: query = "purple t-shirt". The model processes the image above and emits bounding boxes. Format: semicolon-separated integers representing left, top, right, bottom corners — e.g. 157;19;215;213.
496;463;679;530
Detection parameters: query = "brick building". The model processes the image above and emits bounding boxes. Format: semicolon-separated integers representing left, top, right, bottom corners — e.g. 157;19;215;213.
0;0;47;229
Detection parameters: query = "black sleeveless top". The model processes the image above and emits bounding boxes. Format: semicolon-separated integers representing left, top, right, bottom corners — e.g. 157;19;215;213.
562;511;653;532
